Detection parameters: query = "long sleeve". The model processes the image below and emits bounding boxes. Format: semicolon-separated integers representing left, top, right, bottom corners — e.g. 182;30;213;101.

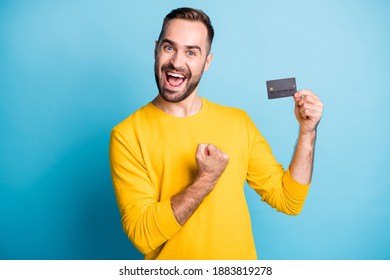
109;128;182;254
245;114;310;215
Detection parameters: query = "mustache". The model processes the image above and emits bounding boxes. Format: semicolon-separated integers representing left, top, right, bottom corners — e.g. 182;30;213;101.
161;62;190;77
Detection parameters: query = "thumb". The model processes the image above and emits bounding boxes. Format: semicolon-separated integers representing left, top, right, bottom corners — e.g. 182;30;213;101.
197;143;208;156
294;91;305;102
205;144;217;156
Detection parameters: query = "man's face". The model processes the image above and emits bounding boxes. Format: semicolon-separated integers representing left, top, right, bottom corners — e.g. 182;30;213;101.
154;19;212;103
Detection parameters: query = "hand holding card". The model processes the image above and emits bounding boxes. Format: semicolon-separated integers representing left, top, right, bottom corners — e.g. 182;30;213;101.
293;90;324;134
266;77;323;133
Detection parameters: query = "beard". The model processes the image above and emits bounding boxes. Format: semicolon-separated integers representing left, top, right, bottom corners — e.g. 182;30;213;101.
154;60;205;103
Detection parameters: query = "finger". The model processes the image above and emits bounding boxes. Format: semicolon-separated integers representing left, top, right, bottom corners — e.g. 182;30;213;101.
298;102;322;114
207;144;225;158
299;106;322;120
299;107;311;119
297;96;323;109
205;144;215;156
205;144;221;157
294;91;309;103
206;144;229;161
297;98;322;110
197;143;208;156
197;143;207;151
294;89;312;98
294;90;320;102
293;93;301;102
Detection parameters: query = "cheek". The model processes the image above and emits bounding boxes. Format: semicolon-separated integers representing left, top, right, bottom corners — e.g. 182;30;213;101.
155;52;165;65
156;54;173;70
154;59;165;76
191;61;207;74
158;51;173;61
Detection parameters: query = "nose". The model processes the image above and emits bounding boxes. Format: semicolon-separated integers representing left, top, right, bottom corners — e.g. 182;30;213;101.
170;51;185;69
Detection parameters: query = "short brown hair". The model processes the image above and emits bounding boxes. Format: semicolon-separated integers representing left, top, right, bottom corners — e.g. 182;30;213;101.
157;7;215;53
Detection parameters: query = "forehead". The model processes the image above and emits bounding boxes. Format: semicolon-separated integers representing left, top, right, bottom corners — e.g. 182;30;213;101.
163;19;208;48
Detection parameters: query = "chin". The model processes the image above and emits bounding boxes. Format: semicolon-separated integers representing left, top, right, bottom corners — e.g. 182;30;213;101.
160;91;190;103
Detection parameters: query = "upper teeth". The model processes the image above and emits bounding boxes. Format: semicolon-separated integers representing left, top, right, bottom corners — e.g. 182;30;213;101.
168;72;185;78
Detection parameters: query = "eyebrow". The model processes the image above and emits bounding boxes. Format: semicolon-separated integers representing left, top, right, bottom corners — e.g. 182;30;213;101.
161;38;202;54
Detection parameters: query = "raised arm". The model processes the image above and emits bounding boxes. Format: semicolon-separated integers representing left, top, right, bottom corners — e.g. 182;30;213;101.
289;90;323;184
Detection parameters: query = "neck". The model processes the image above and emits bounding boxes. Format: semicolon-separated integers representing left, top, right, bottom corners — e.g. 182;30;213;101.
152;93;203;117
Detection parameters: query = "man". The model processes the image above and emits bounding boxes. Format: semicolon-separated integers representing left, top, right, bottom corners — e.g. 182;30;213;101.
110;7;323;260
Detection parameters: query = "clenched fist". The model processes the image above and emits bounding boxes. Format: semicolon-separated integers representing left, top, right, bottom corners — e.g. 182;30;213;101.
195;144;229;184
170;144;230;225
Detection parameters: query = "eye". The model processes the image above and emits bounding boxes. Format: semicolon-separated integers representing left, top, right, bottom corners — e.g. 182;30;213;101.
187;50;196;57
163;45;174;52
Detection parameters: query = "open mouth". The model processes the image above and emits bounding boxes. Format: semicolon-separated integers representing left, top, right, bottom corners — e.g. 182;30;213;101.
166;71;186;88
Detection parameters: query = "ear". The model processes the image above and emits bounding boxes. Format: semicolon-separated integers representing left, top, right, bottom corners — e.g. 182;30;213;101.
154;40;159;59
203;53;213;72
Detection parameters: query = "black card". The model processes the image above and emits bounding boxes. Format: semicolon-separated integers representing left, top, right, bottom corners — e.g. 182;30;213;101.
266;77;296;99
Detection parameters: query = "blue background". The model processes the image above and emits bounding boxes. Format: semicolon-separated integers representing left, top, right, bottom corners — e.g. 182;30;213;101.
1;0;389;260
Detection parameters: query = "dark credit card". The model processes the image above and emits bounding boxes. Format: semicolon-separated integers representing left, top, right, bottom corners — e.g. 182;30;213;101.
266;77;296;99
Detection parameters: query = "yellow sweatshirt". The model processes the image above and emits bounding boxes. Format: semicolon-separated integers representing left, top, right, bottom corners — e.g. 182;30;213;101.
109;98;310;260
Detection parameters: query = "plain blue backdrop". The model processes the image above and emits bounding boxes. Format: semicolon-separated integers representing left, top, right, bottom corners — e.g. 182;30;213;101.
1;0;389;260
